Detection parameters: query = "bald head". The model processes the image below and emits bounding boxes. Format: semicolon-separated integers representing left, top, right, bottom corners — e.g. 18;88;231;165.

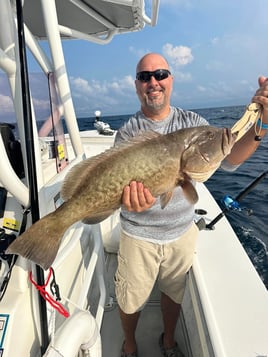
136;53;170;73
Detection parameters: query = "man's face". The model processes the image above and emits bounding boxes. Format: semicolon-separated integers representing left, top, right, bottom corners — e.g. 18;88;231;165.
135;55;173;115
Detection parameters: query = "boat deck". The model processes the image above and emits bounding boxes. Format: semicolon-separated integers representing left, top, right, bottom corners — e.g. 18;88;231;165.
101;253;191;357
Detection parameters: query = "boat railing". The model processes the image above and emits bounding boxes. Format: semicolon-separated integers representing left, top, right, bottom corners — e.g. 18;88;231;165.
51;222;110;329
78;224;110;327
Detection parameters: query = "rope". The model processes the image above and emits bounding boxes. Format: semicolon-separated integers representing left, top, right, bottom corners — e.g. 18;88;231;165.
29;268;69;318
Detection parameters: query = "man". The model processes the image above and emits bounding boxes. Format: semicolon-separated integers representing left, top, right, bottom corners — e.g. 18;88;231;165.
114;53;268;357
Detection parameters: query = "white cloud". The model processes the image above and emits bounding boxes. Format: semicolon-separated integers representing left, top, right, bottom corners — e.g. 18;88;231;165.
0;94;13;112
173;70;192;82
123;75;136;88
109;75;135;94
71;77;94;94
71;75;135;98
69;75;137;116
163;43;193;67
197;85;207;92
32;98;51;111
210;37;219;45
0;74;52;122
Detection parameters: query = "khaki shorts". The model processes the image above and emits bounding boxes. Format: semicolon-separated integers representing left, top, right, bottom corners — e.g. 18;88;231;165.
114;223;199;314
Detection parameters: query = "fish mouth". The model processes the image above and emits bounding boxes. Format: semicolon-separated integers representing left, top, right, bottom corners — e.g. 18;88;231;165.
222;127;237;155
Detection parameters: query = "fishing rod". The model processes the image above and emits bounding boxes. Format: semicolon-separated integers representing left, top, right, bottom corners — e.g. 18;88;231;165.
206;170;268;230
15;0;49;352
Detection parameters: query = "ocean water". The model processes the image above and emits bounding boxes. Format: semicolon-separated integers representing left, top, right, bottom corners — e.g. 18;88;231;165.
77;105;268;288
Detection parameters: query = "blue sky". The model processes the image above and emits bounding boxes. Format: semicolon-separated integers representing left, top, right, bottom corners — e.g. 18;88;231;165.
1;0;268;119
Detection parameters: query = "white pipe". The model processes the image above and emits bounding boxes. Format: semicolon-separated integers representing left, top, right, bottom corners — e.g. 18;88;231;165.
0;134;29;207
76;224;106;309
0;49;16;75
143;0;160;26
103;0;133;5
40;0;84;158
43;310;101;357
0;0;16;59
24;25;53;74
92;224;110;327
59;25;117;44
151;0;160;26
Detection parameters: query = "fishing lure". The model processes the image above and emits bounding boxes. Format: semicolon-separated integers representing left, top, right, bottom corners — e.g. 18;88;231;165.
231;102;262;141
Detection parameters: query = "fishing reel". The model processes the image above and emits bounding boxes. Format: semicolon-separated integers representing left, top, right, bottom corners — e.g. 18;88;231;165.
221;195;253;216
206;170;267;230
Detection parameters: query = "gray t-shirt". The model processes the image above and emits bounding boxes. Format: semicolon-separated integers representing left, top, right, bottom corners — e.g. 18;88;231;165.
114;106;209;243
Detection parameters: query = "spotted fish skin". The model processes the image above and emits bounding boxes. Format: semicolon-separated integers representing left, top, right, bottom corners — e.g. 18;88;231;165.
7;126;236;269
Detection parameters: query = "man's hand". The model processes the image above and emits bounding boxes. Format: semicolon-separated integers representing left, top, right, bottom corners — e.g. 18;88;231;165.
252;76;268;122
122;181;156;212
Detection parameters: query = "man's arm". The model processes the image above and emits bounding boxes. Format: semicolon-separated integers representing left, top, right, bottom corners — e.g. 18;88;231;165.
226;76;268;166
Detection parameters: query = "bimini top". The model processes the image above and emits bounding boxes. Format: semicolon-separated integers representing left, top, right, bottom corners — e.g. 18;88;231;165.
23;0;159;44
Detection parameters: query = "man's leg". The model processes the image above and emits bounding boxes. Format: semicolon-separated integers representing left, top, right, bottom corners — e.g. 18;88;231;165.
119;307;140;353
160;292;181;348
115;232;160;354
159;224;199;349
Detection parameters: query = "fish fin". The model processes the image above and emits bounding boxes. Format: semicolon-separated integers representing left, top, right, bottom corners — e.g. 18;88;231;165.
61;131;162;201
181;180;199;204
82;210;114;224
6;210;67;270
160;191;174;209
116;130;161;145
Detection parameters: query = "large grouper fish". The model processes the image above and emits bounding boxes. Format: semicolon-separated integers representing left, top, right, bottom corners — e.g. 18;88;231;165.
7;126;237;269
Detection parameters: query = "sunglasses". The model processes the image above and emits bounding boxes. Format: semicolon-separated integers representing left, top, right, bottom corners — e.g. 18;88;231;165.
136;69;171;83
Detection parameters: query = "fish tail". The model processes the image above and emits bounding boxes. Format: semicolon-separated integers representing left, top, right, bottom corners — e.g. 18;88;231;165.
6;210;67;270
